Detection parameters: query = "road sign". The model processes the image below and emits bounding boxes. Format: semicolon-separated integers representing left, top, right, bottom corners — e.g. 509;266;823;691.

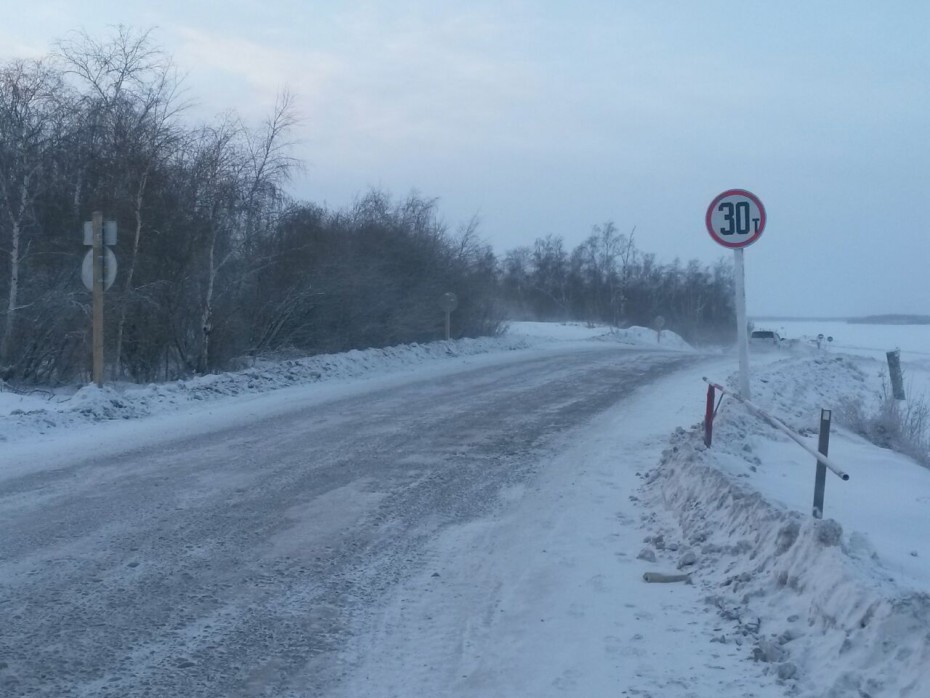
83;220;118;246
704;188;766;399
705;189;766;248
438;292;458;312
82;248;117;291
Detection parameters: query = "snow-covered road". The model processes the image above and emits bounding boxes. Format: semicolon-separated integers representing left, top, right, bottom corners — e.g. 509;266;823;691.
332;353;790;698
4;321;928;697
2;345;712;697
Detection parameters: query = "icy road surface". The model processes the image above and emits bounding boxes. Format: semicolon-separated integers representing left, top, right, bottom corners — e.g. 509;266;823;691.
2;347;715;697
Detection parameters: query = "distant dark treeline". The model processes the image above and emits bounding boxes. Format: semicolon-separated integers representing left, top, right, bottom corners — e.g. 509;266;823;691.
498;226;736;344
847;315;930;326
0;28;734;385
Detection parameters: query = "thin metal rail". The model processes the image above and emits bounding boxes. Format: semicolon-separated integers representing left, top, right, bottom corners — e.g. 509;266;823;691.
702;377;850;481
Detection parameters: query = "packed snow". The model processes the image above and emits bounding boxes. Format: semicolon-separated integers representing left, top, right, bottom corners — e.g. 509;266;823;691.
655;356;930;696
2;319;929;696
0;322;683;448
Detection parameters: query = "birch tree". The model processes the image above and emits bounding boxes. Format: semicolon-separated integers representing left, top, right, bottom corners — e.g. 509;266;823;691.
0;59;69;365
190;94;296;373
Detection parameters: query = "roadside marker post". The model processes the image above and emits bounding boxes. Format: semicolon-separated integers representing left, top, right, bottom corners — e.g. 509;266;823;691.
438;292;458;340
704;383;715;447
652;315;665;343
886;350;906;400
705;189;766;400
812;409;832;518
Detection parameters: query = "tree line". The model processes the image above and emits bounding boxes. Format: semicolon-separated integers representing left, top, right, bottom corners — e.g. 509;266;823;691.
0;28;733;386
0;29;498;384
499;224;736;344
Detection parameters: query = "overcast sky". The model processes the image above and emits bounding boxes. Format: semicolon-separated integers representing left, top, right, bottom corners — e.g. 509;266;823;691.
2;1;928;317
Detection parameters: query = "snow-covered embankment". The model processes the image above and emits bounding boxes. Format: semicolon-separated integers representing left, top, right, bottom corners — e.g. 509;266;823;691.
642;352;930;696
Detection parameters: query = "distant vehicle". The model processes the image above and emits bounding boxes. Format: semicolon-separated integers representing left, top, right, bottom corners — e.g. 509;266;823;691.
750;329;781;345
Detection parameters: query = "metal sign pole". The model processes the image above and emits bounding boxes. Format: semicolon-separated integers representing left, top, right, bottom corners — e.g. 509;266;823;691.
734;247;751;400
705;188;765;402
92;211;104;387
886;350;906;400
438;292;458;341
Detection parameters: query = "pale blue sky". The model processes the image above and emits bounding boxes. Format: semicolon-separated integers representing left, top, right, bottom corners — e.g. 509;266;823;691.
2;1;928;317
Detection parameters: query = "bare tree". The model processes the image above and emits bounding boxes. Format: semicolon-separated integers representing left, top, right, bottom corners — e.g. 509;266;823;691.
189;93;297;373
56;26;186;376
0;29;506;383
0;59;70;364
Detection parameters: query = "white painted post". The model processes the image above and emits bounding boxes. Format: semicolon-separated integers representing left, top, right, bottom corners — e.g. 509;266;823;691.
734;248;751;400
705;188;765;402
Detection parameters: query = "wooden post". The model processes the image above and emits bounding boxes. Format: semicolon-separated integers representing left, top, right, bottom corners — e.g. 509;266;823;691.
438;292;457;341
652;316;665;343
886;350;905;400
812;409;831;518
92;211;104;387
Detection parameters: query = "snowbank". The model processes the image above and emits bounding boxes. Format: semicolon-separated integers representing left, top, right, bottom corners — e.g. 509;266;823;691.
505;320;692;351
644;352;930;696
0;322;692;445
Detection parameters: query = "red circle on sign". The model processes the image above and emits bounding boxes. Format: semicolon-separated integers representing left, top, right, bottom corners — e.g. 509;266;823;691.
705;189;766;249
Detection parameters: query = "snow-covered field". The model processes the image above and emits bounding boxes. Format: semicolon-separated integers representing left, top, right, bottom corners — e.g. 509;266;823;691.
2;319;928;696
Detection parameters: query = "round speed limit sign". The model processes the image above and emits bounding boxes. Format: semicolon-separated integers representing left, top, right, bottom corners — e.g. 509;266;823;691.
705;189;766;248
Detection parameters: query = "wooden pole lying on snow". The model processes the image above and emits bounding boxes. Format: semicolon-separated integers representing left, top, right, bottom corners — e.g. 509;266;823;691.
643;572;692;584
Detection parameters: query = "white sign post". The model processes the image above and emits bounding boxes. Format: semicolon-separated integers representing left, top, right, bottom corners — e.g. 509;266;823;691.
705;189;766;400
